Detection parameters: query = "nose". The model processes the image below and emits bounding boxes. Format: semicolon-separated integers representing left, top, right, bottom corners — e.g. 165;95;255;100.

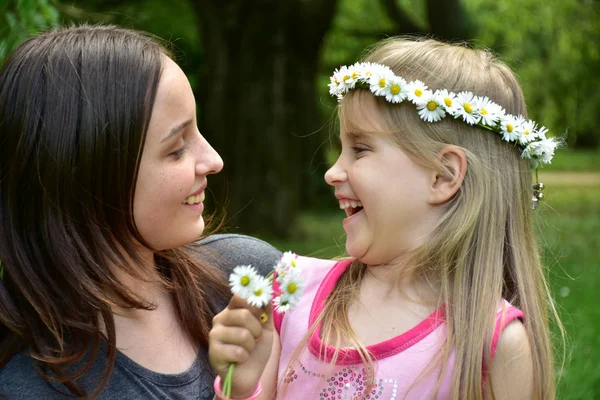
195;134;223;176
324;157;347;186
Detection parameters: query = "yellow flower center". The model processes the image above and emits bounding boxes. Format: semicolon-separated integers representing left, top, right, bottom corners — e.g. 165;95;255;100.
427;101;437;111
481;108;488;115
464;103;473;114
414;88;423;97
444;98;453;107
241;276;250;286
378;79;386;88
524;129;530;136
291;259;297;267
343;75;350;82
352;71;359;79
507;124;514;132
365;71;372;77
390;84;400;95
287;283;297;294
254;288;263;296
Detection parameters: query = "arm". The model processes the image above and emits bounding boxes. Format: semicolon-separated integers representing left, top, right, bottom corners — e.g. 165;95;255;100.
209;295;281;400
484;320;534;399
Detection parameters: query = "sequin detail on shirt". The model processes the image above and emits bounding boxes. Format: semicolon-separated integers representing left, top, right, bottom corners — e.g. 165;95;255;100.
284;361;399;400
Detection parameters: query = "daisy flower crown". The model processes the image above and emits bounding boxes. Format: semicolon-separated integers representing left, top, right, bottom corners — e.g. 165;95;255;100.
328;62;561;168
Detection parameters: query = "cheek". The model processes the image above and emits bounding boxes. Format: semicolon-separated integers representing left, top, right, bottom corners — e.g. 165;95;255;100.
133;163;194;229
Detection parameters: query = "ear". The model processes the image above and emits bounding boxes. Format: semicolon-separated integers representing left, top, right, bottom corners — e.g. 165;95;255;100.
428;145;467;205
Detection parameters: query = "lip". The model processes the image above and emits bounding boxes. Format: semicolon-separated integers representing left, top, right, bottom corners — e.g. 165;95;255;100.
342;208;363;226
187;184;207;198
335;193;360;202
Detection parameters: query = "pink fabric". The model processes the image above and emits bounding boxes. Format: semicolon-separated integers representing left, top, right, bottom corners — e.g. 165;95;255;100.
491;304;525;358
275;256;524;400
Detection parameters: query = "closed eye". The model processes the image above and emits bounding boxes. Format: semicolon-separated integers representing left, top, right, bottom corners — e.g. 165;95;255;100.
352;146;368;154
170;143;189;160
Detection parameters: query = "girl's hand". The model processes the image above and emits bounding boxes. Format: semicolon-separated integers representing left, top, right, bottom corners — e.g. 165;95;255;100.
208;294;275;398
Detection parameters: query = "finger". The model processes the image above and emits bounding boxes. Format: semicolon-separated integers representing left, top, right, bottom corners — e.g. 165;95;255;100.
259;300;275;331
228;294;266;320
209;342;250;374
209;326;257;353
215;308;263;339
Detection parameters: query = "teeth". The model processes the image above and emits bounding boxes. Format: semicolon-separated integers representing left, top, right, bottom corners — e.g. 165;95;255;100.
184;192;205;205
338;200;363;210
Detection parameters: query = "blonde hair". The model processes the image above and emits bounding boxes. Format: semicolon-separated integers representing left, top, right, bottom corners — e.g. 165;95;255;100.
284;37;562;400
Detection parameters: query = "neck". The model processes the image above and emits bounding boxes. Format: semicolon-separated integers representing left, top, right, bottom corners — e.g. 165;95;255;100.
101;247;198;373
362;259;437;306
110;247;169;317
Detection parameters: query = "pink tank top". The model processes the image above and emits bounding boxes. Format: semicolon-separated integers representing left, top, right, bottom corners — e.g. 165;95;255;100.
273;257;524;400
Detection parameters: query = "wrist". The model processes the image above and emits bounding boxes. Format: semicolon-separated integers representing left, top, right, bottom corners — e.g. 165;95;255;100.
214;375;262;400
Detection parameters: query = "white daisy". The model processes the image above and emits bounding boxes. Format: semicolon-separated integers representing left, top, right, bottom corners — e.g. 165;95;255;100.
276;270;304;310
276;251;300;277
345;64;363;88
385;76;408;103
455;91;481;125
518;118;538;145
405;80;429;105
417;90;446;122
229;265;259;299
477;96;503;127
499;114;522;142
246;276;273;308
369;65;394;97
273;295;294;313
535;125;549;140
533;137;558;164
437;89;459;116
357;62;376;84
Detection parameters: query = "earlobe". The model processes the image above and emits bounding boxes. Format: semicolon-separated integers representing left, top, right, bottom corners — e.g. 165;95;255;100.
429;146;467;205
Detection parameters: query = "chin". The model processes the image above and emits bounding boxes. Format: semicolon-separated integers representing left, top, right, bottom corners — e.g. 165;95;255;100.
345;240;367;261
150;224;206;251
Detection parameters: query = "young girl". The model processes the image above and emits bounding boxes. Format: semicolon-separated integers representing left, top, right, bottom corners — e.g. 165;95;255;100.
208;37;562;399
0;25;281;399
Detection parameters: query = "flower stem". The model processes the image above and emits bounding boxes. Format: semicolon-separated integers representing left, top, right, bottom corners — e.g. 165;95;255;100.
223;363;235;399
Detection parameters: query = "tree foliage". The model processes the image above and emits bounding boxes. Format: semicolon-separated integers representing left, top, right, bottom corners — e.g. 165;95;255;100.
0;0;59;66
465;0;600;148
1;0;598;237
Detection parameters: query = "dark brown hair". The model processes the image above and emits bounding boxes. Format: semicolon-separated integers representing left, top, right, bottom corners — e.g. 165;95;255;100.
0;24;228;397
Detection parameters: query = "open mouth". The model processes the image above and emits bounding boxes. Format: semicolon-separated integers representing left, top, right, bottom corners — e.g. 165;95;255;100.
339;200;364;217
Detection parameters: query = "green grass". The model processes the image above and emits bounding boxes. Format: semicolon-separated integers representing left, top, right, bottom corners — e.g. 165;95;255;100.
254;178;600;399
537;183;600;399
542;149;600;172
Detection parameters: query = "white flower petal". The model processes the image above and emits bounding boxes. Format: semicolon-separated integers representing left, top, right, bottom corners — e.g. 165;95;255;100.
229;265;259;299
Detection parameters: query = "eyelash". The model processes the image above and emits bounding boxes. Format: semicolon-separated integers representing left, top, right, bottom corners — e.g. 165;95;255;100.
352;145;368;154
171;143;189;160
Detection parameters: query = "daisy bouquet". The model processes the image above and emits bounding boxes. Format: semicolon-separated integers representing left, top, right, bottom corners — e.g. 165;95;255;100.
219;251;304;399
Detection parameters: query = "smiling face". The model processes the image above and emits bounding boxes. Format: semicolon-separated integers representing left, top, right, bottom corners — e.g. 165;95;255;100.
133;57;223;251
324;95;440;265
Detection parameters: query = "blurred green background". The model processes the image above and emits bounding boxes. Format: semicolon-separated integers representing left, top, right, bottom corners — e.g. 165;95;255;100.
2;0;599;398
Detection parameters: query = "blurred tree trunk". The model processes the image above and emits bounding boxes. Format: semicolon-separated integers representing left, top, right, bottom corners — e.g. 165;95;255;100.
380;0;472;40
194;0;338;237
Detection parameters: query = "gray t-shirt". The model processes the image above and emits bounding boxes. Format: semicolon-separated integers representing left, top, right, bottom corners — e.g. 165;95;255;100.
0;234;282;399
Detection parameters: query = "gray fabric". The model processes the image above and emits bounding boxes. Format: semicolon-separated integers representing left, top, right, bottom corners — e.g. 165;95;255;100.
0;234;281;399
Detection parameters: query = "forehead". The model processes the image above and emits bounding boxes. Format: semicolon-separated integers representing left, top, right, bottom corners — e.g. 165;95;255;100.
339;91;389;138
145;57;195;144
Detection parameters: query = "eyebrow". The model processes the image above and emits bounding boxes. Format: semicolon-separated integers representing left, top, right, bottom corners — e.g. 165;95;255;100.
161;119;193;143
345;131;372;140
